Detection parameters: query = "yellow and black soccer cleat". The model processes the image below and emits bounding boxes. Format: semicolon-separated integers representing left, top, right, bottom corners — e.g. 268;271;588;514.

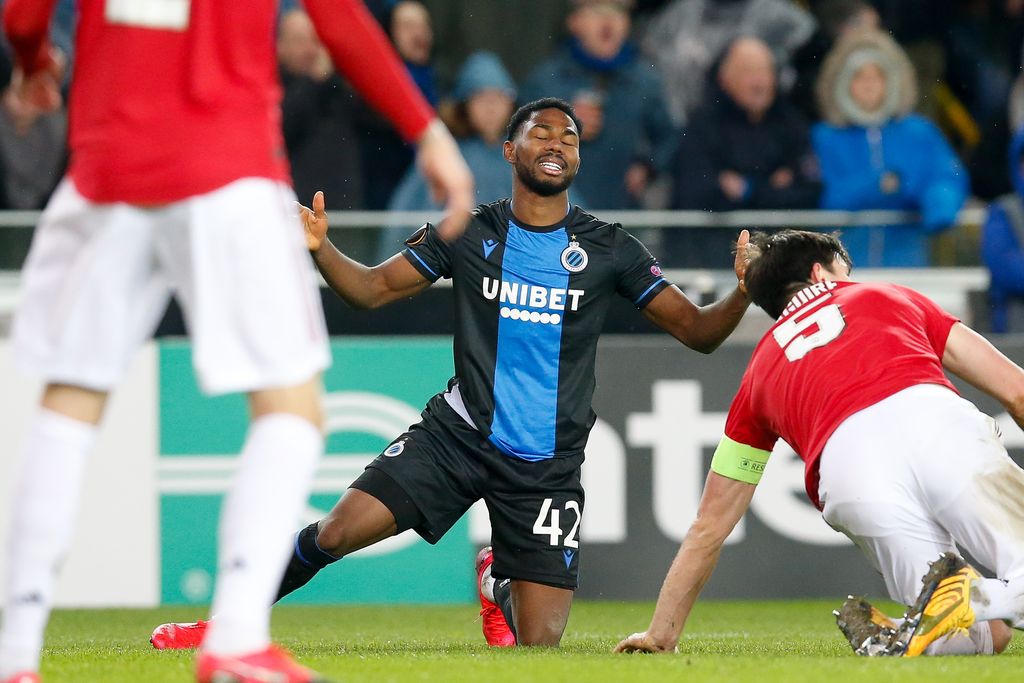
886;552;978;657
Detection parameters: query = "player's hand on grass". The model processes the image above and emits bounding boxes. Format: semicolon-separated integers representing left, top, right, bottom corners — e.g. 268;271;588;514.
416;118;474;242
733;229;750;295
613;631;677;654
299;190;329;252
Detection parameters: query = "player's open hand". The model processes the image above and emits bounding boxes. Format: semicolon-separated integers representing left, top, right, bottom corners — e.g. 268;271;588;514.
733;229;750;295
416;119;474;242
613;631;677;654
299;190;330;252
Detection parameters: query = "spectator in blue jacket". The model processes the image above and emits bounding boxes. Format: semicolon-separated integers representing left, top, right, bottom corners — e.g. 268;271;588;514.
981;126;1024;333
520;0;676;209
813;29;968;267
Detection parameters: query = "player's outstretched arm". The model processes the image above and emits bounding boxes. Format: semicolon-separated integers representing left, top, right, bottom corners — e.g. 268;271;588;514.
641;231;750;353
942;322;1024;430
614;471;755;654
302;191;431;309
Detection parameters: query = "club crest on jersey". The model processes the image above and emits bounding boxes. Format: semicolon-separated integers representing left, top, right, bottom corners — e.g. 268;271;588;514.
560;240;589;273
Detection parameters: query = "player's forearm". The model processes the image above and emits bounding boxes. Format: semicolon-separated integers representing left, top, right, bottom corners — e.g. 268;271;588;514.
304;0;433;142
689;286;750;353
3;0;58;74
646;527;726;648
312;238;388;310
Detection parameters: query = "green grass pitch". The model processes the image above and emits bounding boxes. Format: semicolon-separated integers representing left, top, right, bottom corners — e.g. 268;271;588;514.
38;600;1021;682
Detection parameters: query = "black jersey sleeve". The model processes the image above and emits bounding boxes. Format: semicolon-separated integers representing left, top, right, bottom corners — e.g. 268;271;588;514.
400;223;454;282
614;227;669;308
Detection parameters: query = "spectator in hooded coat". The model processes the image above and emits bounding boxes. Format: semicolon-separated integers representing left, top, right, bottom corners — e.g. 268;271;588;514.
813;28;968;267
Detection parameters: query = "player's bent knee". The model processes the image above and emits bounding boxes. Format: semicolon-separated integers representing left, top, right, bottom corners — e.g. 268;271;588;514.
514;626;563;647
991;620;1012;654
313;518;352;559
513;613;568;647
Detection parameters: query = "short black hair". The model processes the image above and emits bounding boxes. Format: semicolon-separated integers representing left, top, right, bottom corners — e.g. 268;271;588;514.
744;230;852;319
505;97;583;142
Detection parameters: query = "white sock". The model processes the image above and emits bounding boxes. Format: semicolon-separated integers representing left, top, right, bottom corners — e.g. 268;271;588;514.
202;414;322;656
970;577;1024;628
480;564;495;604
924;621;993;655
0;410;96;678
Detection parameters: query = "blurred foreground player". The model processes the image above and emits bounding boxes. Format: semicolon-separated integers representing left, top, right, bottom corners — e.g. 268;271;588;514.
615;230;1024;658
152;97;751;650
0;1;472;682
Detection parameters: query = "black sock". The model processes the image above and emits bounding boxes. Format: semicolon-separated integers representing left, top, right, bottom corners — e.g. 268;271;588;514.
493;577;517;640
274;522;339;602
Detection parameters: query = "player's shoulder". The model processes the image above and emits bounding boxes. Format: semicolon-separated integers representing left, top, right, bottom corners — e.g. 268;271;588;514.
469;198;511;228
835;281;937;313
568;206;622;239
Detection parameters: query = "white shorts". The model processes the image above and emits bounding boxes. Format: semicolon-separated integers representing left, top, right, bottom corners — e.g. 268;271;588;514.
12;177;330;395
818;384;1024;604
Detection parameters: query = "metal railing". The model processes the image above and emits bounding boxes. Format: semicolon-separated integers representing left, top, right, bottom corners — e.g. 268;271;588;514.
0;206;993;334
0;207;991;229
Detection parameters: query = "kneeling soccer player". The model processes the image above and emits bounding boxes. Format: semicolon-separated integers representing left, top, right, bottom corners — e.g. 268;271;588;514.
616;230;1024;657
152;98;753;650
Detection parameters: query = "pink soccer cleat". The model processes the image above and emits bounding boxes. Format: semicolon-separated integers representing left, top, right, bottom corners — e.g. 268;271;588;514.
151;619;209;650
196;645;333;683
476;546;516;647
1;673;40;683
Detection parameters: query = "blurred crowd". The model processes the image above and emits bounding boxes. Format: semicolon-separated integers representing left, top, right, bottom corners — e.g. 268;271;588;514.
8;0;1024;275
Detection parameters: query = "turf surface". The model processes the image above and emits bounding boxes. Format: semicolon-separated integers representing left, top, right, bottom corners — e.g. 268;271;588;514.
37;600;1021;682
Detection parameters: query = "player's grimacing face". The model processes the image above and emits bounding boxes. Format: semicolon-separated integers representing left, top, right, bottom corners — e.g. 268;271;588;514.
507;109;581;197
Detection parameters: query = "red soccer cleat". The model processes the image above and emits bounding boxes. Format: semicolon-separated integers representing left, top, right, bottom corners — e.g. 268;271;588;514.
1;673;40;683
476;546;516;647
196;645;333;683
151;619;209;650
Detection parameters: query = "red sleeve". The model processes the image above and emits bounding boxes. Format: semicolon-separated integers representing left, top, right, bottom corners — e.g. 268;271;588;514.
723;373;777;452
3;0;58;75
898;286;959;356
303;0;434;142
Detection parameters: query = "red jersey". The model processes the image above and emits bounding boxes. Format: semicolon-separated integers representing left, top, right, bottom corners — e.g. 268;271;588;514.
3;0;434;204
724;280;958;509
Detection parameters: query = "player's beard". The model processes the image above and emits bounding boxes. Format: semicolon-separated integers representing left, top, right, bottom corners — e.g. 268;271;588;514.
514;156;575;197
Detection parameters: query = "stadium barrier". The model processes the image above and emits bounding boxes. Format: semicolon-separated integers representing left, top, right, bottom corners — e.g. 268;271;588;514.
3;333;1021;608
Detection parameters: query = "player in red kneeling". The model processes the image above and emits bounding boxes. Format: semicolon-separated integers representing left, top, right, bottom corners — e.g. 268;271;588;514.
0;1;472;682
617;230;1024;658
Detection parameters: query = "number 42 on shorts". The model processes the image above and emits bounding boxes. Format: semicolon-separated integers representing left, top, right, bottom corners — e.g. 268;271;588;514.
533;498;581;548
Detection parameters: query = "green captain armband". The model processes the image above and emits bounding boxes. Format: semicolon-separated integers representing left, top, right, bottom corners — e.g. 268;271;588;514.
710;436;771;485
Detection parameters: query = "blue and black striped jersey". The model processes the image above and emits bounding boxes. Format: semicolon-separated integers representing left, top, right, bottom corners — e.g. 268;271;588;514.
402;199;668;461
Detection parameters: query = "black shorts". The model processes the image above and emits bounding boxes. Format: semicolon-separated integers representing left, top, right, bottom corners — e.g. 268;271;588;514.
349;392;584;590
